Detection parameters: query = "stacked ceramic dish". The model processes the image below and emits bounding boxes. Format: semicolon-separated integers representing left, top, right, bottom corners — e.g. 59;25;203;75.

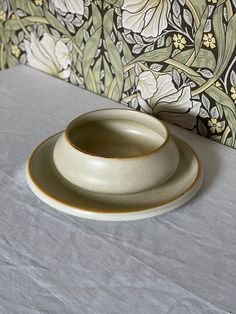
26;109;202;221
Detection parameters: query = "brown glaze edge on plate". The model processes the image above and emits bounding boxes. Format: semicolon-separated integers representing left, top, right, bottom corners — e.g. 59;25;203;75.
27;131;202;214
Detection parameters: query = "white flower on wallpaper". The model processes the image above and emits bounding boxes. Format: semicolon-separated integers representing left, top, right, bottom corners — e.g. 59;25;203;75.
24;33;71;79
121;0;171;38
53;0;84;14
136;71;201;129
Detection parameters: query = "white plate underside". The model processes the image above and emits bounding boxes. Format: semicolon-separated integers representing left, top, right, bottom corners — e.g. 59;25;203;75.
26;133;202;221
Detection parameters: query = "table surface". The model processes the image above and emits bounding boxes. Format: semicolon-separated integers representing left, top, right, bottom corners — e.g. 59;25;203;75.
0;65;236;314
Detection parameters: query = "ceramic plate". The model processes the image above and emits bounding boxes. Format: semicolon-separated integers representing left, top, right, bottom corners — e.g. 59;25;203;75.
26;132;202;221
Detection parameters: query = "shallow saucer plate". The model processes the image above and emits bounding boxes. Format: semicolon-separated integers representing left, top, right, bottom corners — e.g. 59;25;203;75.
26;132;202;221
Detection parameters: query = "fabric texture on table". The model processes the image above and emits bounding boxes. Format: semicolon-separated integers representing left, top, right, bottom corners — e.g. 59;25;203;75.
0;66;236;314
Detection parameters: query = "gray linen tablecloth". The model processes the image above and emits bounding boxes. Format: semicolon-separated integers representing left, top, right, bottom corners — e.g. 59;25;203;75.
0;66;236;314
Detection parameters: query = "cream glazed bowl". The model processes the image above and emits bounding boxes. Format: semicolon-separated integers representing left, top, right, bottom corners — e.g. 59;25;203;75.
53;109;180;194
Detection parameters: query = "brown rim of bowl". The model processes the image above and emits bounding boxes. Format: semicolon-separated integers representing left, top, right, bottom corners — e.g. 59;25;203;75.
64;108;170;159
27;131;202;214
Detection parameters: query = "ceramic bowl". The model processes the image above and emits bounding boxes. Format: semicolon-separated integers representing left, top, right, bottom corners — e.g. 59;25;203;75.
53;109;180;194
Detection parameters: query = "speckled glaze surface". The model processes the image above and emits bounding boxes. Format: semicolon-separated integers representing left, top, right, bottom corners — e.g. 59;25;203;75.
26;132;202;221
53;109;180;194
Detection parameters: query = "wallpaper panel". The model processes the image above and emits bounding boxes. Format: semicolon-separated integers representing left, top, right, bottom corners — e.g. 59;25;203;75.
0;0;236;148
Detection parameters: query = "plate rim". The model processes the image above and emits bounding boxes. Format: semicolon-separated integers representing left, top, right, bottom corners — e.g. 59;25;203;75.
26;131;202;218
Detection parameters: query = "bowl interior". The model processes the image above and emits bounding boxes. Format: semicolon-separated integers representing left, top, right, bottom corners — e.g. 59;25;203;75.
66;115;166;158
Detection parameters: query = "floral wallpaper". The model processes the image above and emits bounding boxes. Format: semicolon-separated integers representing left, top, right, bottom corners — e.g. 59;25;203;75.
0;0;236;148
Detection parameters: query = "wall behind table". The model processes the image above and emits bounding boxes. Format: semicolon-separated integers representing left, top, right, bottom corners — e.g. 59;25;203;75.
0;0;236;148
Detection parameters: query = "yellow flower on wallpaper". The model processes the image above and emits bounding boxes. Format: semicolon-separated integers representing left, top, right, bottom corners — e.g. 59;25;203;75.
121;0;171;37
230;87;236;100
35;0;44;6
203;33;216;49
215;81;222;90
53;0;84;14
207;0;218;4
173;34;186;50
11;45;21;58
0;0;235;148
24;33;71;79
0;10;6;22
208;118;225;133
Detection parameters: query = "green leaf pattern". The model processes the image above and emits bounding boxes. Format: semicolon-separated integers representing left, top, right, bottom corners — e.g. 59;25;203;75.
0;0;236;148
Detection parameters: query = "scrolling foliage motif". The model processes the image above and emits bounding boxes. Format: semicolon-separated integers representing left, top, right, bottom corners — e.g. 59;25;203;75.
0;0;236;147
